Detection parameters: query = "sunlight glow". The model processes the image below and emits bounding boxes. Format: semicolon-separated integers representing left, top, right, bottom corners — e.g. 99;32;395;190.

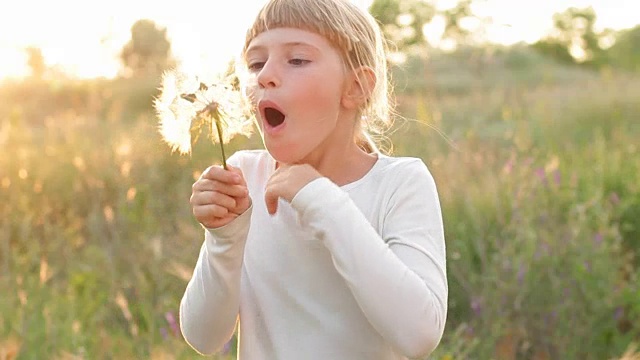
0;47;28;79
0;0;637;80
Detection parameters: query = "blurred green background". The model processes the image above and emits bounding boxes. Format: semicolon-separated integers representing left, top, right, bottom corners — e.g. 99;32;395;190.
1;1;639;359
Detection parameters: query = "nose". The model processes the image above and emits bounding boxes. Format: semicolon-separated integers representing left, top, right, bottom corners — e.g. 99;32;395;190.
256;60;280;89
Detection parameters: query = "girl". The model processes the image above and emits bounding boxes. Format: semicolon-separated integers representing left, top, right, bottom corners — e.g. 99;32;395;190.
180;0;448;358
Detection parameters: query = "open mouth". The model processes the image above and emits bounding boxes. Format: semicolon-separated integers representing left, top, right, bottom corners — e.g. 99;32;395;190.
263;107;286;127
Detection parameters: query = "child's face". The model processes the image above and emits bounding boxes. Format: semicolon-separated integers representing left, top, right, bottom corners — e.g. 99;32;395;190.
245;27;354;164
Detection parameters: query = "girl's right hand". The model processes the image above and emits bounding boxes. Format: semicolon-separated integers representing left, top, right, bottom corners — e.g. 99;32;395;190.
190;165;251;229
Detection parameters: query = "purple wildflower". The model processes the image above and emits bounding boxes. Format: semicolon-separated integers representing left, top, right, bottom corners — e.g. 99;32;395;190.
609;192;620;205
593;233;603;245
614;307;624;321
517;265;526;284
222;337;234;354
165;311;180;337
466;326;474;337
553;169;561;186
471;297;483;317
535;167;546;183
502;158;514;174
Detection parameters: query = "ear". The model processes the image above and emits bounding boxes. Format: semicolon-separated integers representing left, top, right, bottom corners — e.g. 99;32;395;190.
341;66;376;111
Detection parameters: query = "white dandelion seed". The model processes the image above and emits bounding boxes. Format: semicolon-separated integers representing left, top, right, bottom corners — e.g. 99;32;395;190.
154;67;255;167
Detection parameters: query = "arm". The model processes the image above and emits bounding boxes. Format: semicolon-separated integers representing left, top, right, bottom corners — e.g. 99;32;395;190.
290;160;448;358
179;210;251;355
179;153;252;355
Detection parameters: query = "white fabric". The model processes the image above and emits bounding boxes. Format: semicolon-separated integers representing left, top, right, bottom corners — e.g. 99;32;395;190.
180;150;448;359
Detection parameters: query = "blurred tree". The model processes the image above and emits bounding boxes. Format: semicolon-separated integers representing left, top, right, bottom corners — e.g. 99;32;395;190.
369;0;478;53
440;0;475;46
531;41;574;65
120;19;175;78
25;47;46;79
532;7;609;67
369;0;436;51
607;25;640;72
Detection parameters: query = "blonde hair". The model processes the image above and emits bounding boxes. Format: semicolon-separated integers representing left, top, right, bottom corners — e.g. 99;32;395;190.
242;0;394;153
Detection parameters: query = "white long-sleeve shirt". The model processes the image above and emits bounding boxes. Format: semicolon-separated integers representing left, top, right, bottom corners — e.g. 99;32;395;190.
180;150;448;359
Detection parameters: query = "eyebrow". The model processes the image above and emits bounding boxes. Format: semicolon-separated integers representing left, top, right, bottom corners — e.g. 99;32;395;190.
245;41;320;54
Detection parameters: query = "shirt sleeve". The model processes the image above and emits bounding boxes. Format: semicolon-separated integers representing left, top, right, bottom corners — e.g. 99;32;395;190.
179;154;253;355
290;159;448;358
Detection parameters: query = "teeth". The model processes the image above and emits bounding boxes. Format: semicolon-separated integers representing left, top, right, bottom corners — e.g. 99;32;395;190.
264;107;285;127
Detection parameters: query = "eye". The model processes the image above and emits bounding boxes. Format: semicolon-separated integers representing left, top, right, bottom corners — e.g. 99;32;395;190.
248;61;265;72
289;58;310;66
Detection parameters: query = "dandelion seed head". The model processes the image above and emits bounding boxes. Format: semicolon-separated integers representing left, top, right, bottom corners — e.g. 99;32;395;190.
198;76;254;144
155;68;255;156
155;93;196;154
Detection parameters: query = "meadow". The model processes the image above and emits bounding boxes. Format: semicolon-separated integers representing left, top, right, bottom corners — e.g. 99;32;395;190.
1;47;639;359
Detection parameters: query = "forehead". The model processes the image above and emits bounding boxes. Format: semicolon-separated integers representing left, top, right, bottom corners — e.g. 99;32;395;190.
245;27;334;53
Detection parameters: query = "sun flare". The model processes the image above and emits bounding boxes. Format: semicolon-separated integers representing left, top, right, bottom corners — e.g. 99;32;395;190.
0;48;29;80
0;0;637;81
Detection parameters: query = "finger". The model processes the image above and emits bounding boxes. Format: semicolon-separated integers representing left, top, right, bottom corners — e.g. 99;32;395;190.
264;188;279;215
201;165;241;184
231;196;252;215
193;179;248;197
226;165;247;186
193;204;229;219
265;167;283;187
191;191;237;209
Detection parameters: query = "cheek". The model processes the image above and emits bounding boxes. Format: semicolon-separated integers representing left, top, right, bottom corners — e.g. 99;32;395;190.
297;69;342;98
305;81;343;113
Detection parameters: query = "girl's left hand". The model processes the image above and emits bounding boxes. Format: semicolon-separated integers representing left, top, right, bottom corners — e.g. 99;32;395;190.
265;164;322;214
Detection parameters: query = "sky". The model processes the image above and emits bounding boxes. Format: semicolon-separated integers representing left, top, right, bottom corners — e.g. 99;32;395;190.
0;0;638;80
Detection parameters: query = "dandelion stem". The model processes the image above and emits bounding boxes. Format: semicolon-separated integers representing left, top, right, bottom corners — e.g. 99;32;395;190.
213;114;227;170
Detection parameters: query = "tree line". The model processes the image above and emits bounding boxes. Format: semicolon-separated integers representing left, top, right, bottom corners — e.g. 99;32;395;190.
24;0;640;80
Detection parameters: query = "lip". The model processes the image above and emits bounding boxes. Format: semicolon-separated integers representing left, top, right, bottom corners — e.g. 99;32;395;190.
258;99;287;135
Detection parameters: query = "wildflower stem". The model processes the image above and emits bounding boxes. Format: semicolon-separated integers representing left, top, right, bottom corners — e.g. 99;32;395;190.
213;114;227;170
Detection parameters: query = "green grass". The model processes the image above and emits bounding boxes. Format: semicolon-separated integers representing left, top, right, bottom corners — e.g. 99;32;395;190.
1;53;639;359
392;64;640;359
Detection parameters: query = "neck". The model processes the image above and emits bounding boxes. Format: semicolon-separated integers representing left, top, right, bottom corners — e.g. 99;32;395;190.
301;138;377;187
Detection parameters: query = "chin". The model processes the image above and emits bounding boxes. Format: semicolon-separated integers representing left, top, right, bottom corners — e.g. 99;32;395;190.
264;142;305;165
268;150;300;165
